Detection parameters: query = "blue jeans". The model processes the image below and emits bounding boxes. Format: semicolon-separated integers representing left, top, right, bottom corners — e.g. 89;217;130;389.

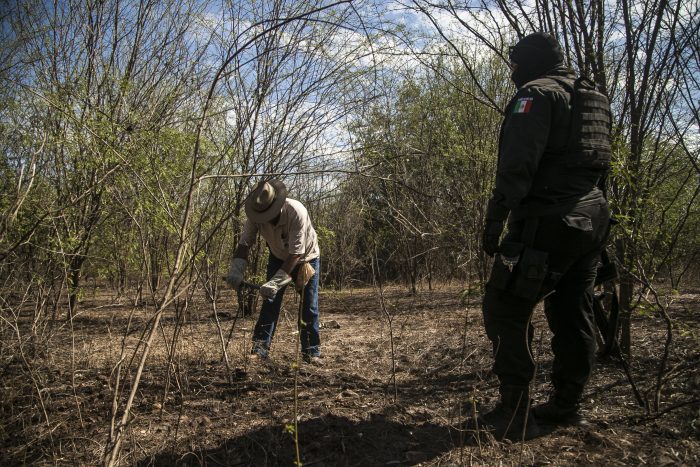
252;255;321;356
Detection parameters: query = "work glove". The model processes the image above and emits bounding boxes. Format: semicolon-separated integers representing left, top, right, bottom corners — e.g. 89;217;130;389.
482;219;505;257
260;269;292;299
225;258;247;289
294;262;316;293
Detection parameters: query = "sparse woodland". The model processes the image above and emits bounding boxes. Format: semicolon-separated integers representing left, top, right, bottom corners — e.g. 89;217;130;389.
1;1;699;465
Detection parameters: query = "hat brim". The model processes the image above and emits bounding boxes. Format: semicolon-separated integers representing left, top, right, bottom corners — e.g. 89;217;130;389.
244;179;287;223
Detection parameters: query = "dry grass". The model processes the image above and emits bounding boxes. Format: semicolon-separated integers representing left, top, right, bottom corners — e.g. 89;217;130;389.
1;285;699;465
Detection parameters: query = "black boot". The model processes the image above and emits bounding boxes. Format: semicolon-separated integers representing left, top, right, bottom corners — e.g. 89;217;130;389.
533;386;588;426
533;399;587;426
477;385;540;441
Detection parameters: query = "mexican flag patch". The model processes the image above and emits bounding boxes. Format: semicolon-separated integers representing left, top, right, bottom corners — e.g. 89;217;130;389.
513;97;533;113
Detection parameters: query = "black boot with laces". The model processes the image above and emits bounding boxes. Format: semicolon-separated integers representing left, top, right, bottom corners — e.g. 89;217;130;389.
472;385;540;441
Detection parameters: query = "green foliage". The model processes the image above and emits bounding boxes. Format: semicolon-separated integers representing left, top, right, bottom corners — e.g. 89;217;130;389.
459;286;480;305
315;224;336;260
609;135;700;287
633;302;656;318
325;52;508;288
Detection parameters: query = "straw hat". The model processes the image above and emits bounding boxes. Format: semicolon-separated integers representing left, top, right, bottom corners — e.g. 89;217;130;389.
244;179;287;223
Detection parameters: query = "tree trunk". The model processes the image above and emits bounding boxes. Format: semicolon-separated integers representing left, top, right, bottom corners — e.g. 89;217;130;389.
68;258;84;320
615;237;634;358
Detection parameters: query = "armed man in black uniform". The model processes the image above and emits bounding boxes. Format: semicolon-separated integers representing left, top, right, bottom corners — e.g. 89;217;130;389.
477;32;612;440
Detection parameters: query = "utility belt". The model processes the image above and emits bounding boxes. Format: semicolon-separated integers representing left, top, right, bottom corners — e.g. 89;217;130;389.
510;194;604;222
488;195;607;301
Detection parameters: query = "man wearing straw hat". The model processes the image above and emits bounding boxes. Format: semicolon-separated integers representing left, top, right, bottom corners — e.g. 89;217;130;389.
226;179;321;364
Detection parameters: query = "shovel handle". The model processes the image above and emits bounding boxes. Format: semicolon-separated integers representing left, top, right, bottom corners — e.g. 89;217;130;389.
221;276;261;291
240;281;260;291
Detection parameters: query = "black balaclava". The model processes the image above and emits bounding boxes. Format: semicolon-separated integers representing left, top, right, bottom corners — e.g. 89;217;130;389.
509;32;564;88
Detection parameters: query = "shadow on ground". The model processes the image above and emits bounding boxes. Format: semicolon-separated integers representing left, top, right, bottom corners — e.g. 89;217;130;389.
138;412;456;466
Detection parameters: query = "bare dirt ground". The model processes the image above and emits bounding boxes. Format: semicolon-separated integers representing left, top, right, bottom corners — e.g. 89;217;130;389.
1;284;699;465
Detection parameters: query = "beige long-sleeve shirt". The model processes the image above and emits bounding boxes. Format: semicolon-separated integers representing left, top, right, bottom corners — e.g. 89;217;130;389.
239;198;320;261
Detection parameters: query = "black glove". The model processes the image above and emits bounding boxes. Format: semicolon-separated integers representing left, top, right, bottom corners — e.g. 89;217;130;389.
482;218;505;257
482;196;509;256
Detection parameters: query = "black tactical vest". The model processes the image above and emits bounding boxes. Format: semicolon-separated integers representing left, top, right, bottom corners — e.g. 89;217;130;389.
512;74;612;216
552;76;612;171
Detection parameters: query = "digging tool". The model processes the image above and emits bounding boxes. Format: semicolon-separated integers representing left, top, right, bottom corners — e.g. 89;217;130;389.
219;277;260;292
222;259;314;298
239;281;261;291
